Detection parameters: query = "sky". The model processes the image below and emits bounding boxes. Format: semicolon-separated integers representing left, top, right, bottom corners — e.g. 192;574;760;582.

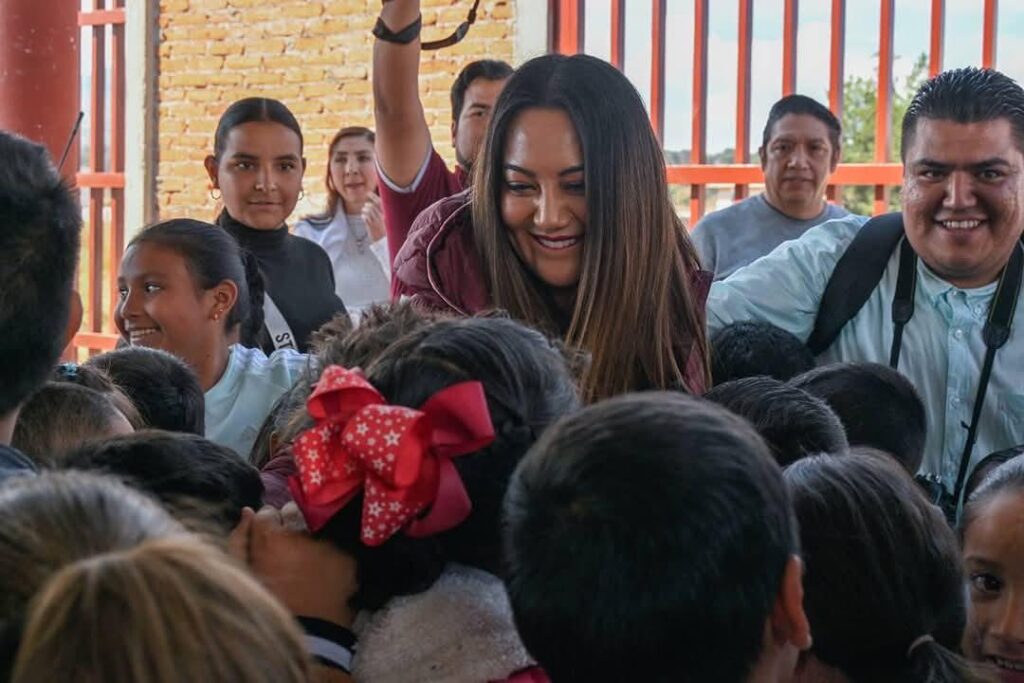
581;0;1024;156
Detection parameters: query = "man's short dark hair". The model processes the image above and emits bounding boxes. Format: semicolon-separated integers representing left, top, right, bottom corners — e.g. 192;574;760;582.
901;67;1024;160
86;347;205;435
62;430;263;530
790;362;927;474
761;94;842;151
0;132;81;416
450;59;513;121
710;321;816;385
503;392;797;683
704;376;849;466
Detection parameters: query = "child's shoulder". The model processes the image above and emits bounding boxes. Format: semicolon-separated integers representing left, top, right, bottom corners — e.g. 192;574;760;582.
232;345;309;385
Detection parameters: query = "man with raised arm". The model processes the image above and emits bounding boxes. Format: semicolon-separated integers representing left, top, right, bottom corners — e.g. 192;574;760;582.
372;0;512;269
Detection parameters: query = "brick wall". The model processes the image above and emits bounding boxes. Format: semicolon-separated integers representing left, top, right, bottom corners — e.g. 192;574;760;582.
155;0;516;222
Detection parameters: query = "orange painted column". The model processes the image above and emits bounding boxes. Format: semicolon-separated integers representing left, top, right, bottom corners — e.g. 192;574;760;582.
0;0;80;172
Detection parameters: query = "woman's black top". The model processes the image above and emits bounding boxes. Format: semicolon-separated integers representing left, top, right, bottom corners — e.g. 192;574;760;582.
218;211;346;354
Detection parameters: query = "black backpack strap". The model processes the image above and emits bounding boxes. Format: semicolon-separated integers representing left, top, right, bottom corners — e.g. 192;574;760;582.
889;238;918;368
951;240;1024;506
807;213;906;355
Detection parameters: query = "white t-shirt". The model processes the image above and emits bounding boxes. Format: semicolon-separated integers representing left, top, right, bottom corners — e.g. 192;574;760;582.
204;344;309;460
294;209;391;318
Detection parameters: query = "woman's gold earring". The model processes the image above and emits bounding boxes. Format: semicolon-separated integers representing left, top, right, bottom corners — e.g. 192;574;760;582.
210;188;222;201
299;189;305;200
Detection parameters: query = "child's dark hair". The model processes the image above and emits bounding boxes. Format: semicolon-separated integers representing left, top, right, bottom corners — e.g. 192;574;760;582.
312;317;579;610
710;321;815;385
251;303;447;467
127;219;265;345
785;453;992;683
791;362;927;474
62;430;263;530
313;301;447;370
86;347;205;435
51;362;144;429
0;132;82;417
503;392;797;683
12;383;132;465
213;97;304;161
963;445;1024;505
962;454;1024;536
704;376;849;466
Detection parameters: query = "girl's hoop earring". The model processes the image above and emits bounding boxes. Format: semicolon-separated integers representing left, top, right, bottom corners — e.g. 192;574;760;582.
299;189;306;200
210;188;222;201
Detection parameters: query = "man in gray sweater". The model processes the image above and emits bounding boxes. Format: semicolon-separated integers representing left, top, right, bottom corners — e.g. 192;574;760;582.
692;95;850;280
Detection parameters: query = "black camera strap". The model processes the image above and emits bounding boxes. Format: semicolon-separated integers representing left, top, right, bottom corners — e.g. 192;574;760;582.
373;0;481;50
422;0;482;50
951;241;1023;504
889;239;1023;504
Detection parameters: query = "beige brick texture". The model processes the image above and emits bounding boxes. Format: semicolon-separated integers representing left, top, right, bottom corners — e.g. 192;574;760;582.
155;0;517;223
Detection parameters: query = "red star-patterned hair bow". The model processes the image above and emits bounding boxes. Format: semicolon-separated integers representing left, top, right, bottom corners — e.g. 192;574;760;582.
287;366;495;546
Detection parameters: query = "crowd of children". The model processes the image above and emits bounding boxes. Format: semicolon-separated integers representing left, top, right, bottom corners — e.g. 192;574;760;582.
1;4;1023;681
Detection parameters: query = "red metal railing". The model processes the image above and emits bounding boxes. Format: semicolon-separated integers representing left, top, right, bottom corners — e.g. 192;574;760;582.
72;0;125;356
551;0;1003;227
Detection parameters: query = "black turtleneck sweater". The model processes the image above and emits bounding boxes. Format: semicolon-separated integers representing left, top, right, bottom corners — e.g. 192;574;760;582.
218;211;346;354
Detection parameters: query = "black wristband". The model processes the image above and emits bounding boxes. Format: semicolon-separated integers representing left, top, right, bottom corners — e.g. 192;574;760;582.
297;616;357;673
372;14;422;44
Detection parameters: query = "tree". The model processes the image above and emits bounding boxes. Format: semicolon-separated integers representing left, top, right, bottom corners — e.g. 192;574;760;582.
840;52;929;214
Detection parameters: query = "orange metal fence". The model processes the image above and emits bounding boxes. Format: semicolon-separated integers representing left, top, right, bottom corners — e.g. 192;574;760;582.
72;1;1007;354
549;0;1002;226
71;0;125;356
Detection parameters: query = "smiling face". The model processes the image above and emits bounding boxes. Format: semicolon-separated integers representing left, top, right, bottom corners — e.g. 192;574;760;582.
329;135;377;214
500;107;588;291
902;117;1024;289
114;243;230;372
205;121;305;230
964;491;1024;683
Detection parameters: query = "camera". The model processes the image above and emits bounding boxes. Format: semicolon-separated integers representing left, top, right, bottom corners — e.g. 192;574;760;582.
914;473;958;526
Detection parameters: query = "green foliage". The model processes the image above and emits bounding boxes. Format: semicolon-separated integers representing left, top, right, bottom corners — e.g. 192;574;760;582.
840;52;929;214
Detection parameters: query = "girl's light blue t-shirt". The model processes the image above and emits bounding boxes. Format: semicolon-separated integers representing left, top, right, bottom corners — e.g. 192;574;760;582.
204;344;309;460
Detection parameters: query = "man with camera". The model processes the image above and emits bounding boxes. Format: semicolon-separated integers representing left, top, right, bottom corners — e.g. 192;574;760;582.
707;67;1024;514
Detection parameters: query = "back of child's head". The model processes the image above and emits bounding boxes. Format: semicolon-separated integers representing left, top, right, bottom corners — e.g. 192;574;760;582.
12;535;310;683
62;430;263;530
785;452;990;683
125;218;266;346
0;132;82;418
710;321;815;385
504;392;799;683
0;471;181;675
704;376;848;466
51;362;144;429
86;346;205;434
249;303;441;466
790;362;927;474
11;383;135;465
963;445;1024;504
313;300;445;370
963;454;1024;533
293;316;580;610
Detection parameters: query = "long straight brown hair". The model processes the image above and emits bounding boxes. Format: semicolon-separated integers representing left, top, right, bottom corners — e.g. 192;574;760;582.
471;54;710;402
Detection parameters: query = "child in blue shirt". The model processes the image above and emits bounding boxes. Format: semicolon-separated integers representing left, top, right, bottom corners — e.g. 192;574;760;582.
115;218;310;459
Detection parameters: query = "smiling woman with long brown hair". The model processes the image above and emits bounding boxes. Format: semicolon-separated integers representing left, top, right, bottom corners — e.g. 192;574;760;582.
393;53;710;401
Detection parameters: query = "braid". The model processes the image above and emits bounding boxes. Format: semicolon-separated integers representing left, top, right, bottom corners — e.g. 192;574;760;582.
238;249;266;347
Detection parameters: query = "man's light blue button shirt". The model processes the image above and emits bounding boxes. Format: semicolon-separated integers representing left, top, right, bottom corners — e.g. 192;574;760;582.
707;214;1024;488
